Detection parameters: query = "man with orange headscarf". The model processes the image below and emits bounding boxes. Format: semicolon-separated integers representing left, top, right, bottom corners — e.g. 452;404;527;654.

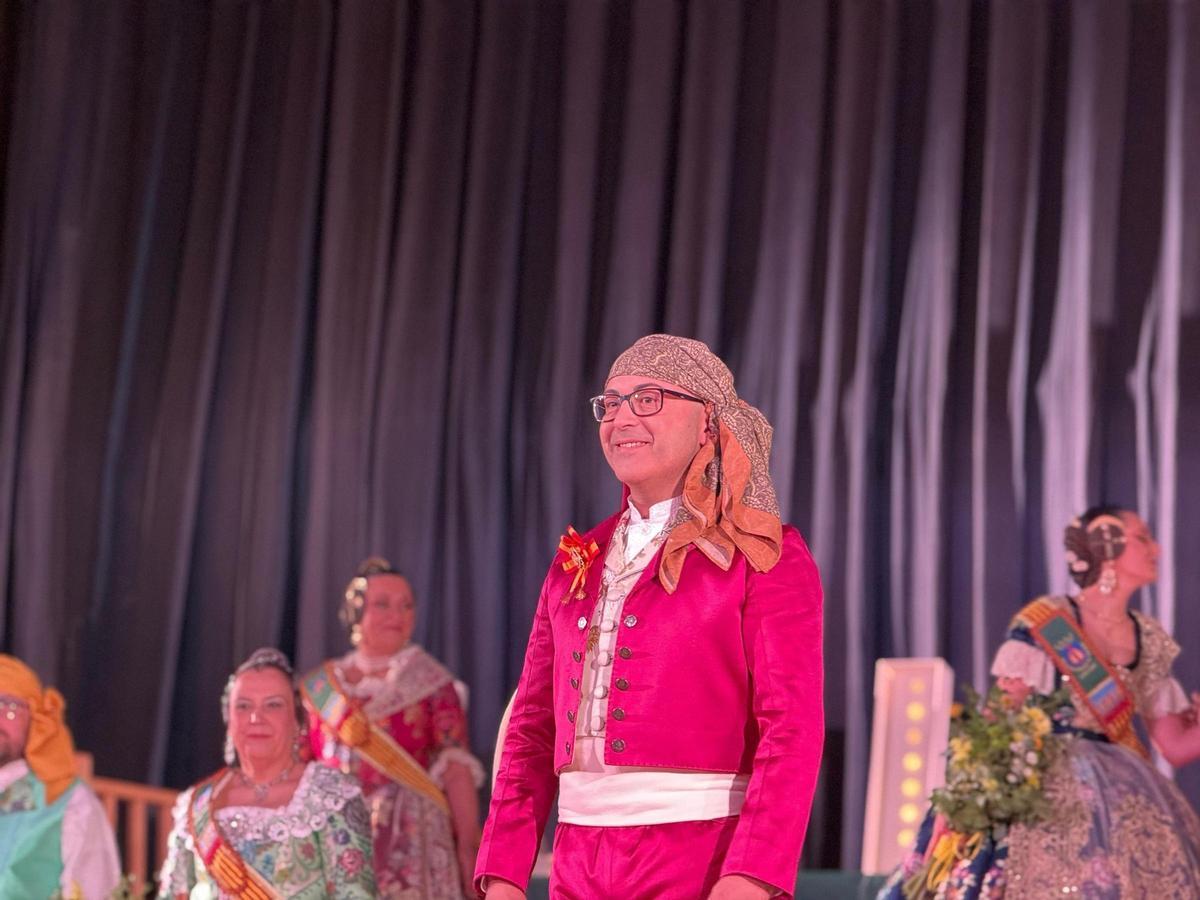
0;654;120;898
475;335;824;899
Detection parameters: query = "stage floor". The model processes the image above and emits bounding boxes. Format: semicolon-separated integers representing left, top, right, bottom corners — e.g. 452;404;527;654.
526;870;887;899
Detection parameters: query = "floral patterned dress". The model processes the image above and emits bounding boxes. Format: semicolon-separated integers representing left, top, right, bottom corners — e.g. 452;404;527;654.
157;761;376;899
307;645;484;900
882;596;1200;899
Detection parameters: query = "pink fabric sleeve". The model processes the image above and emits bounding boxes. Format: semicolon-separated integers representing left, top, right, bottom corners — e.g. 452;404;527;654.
473;575;559;894
719;528;825;898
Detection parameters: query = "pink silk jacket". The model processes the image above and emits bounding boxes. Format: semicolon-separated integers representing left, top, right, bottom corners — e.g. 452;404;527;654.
475;510;825;897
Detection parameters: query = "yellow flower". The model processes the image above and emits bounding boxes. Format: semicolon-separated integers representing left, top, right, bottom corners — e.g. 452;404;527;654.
982;777;999;792
1024;706;1051;737
1027;771;1041;789
949;736;973;764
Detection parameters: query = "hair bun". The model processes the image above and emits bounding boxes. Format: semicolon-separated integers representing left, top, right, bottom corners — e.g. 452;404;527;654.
356;557;396;578
1064;518;1099;588
1063;509;1128;589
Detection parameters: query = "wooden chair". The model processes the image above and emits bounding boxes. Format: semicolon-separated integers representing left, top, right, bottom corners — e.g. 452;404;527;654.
76;752;179;893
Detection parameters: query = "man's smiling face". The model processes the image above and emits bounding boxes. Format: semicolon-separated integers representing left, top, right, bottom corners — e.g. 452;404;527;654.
598;375;709;509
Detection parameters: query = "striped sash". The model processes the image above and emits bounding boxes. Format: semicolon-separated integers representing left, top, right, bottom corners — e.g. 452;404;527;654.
1014;596;1147;759
187;771;283;900
301;663;450;813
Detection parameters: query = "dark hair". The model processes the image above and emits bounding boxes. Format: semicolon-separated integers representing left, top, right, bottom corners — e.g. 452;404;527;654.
1063;505;1132;589
1078;504;1129;527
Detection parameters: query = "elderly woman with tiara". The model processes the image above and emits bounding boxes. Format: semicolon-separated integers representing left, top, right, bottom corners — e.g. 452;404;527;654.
158;648;375;899
301;558;484;899
883;506;1200;898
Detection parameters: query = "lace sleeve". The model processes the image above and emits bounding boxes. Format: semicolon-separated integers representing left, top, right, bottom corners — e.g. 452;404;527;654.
990;639;1056;694
157;787;197;897
1132;611;1186;716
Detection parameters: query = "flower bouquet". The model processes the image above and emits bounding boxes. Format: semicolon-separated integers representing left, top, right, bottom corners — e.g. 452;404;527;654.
901;684;1071;899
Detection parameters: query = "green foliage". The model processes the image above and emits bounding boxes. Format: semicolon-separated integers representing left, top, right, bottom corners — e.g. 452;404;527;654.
929;684;1071;835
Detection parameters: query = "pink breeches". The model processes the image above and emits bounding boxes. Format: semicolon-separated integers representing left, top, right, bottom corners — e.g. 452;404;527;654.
548;815;740;899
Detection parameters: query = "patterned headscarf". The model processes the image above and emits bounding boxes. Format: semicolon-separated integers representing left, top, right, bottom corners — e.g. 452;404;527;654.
0;655;77;803
607;334;783;592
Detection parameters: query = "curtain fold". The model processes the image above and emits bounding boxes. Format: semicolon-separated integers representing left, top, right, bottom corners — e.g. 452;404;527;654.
3;0;1198;868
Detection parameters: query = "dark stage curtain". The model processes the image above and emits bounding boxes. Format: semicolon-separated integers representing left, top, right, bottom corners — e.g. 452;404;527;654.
3;0;1200;869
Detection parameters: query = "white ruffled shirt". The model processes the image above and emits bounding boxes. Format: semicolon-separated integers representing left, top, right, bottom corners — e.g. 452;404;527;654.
0;759;122;898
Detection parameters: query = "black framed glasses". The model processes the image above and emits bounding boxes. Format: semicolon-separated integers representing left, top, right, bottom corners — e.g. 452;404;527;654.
589;387;706;422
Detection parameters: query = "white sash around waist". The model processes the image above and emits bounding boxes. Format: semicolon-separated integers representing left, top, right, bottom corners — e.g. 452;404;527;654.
558;737;748;826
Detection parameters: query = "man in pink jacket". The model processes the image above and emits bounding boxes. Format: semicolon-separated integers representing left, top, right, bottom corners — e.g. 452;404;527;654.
475;334;824;899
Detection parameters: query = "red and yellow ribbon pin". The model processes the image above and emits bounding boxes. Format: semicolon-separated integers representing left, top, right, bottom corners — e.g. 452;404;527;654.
558;526;600;602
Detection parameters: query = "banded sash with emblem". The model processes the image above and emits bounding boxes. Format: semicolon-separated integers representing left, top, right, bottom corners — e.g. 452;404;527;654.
187;771;283;900
1014;596;1148;759
301;663;450;813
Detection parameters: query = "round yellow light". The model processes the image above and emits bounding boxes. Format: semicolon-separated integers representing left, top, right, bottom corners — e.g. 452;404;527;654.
901;777;922;798
905;727;923;745
902;752;923;772
908;678;926;693
897;828;915;848
899;803;920;824
906;702;927;722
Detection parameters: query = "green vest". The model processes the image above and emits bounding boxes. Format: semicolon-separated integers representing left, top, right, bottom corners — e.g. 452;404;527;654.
0;768;77;899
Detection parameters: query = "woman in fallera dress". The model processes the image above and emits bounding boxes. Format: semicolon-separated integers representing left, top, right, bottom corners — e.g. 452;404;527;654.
884;506;1200;898
158;648;376;899
302;558;483;899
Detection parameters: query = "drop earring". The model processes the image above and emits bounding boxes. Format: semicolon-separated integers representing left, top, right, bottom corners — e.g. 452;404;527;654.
1098;566;1117;595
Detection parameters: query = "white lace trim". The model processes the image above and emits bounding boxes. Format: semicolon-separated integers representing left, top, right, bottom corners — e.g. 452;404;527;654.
159;785;199;893
334;644;454;719
427;746;485;789
990;639;1056;694
159;764;365;894
339;645;421;698
214;763;362;842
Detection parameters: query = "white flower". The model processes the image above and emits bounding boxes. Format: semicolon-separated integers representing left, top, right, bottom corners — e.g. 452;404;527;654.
1025;751;1038;765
